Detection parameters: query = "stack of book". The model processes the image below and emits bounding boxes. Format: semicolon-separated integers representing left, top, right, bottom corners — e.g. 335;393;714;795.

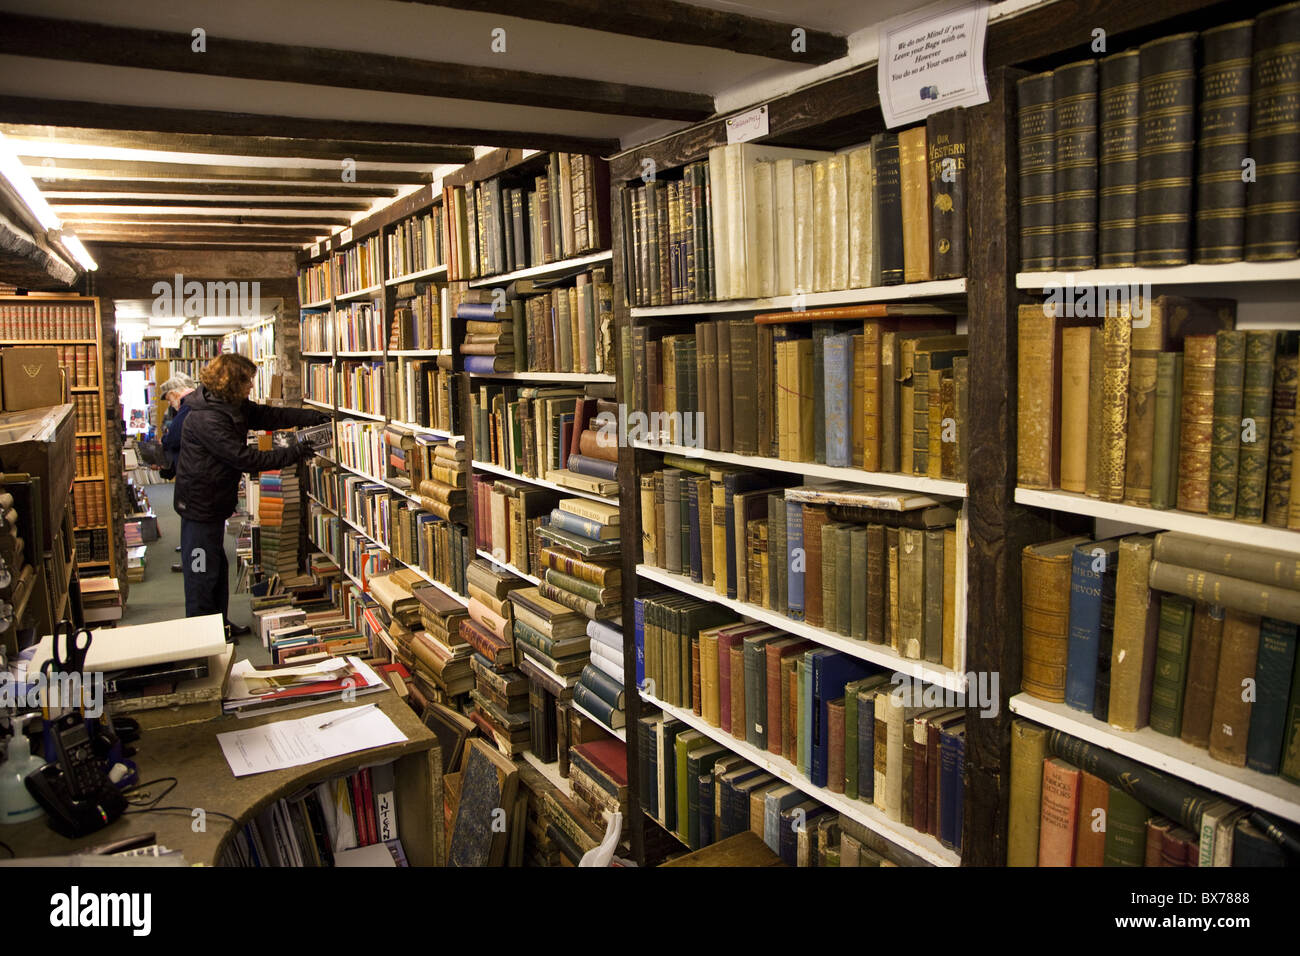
404;584;473;705
633;306;966;477
622;111;967;306
408;434;467;522
1008;722;1297;866
567;739;629;841
125;545;146;583
389;280;441;351
441;151;610;282
508;582;591;739
459;298;514;374
79;576;122;623
1017;5;1300;271
463;558;531;755
1021;531;1300;780
258;469;301;577
252;576;368;663
576;618;626;733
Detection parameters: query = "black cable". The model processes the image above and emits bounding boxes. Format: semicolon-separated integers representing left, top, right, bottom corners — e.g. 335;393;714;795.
127;806;238;823
122;775;178;811
0;841;13;859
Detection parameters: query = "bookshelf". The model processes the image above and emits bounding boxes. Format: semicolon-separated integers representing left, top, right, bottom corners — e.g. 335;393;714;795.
222;318;278;401
630;277;967;318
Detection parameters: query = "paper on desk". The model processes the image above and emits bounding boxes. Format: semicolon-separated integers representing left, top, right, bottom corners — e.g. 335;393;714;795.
217;705;408;777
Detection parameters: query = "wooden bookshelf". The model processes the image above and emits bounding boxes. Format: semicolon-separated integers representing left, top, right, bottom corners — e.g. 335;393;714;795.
466;248;613;288
631;277;967;318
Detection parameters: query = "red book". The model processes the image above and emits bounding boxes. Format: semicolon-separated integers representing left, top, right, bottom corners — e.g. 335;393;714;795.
765;638;812;756
570;738;628;788
1038;757;1082;866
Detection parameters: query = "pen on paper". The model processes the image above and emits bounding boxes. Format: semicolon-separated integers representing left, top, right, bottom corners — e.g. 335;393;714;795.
316;703;377;730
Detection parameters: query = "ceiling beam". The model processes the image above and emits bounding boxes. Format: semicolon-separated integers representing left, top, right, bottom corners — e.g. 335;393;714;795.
59;212;353;227
51;197;376;211
85;240;306;252
0;96;620;155
29;158;430;186
40;180;398;198
3;125;474;165
73;227;327;243
399;0;847;64
0;14;713;122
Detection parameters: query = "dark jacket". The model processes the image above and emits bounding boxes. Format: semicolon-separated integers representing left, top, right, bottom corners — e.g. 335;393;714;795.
174;385;328;523
159;402;190;480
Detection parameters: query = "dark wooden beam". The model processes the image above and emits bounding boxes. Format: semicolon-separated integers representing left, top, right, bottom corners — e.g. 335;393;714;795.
0;15;712;121
73;227;327;244
51;197;375;211
0;96;620;156
0;211;78;289
60;212;352;228
401;0;847;64
85;241;307;252
2;125;474;166
40;180;397;199
29;158;429;187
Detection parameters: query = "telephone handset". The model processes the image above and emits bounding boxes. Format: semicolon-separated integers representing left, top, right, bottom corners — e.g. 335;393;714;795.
24;713;126;838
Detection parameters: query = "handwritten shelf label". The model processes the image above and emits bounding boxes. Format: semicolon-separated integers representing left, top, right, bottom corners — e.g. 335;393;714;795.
726;105;770;144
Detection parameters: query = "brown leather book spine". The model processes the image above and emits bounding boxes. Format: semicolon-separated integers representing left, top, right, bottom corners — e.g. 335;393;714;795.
1038;757;1082;866
729;645;746;738
1266;348;1297;526
1144;817;1175;866
1074;769;1110;867
1177;334;1218;512
942;526;958;668
1235;331;1277;522
691;637;702;715
899;527;925;659
1208;330;1246;518
1179;603;1226;749
898;125;932;283
853;333;867;467
716;319;733;452
880;330;898;472
757;323;775;457
1085;326;1106;497
1207;608;1261;767
828;699;847;794
697;320;719;450
1059;326;1092;493
803;505;828;629
1108;536;1157;731
1018;303;1062;489
1020;544;1076;703
866;524;887;645
1099;304;1134;501
887;526;901;652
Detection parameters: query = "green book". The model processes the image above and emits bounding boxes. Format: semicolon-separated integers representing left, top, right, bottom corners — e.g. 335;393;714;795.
821;521;841;634
1103;786;1150;866
1150;352;1184;510
674;730;711;842
1148;594;1195;737
835;524;854;638
1235;331;1277;522
923;527;945;663
1208;330;1246;518
850;525;869;641
843;675;888;801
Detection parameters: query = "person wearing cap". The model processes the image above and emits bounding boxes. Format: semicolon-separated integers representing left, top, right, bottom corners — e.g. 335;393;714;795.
175;353;329;642
158;373;198;572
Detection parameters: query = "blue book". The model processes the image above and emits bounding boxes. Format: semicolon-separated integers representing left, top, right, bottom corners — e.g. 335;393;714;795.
718;766;767;840
810;652;875;788
857;687;877;801
723;472;769;600
463;354;511;374
546;508;610;541
763;785;804;853
566;453;619;480
1065;540;1119;712
1246;618;1299;774
799;649;829;777
458;302;501;320
634;597;646;690
824;332;855;467
685;744;726;850
638;718;658;820
786;499;805;620
939;723;966;851
687;478;702;583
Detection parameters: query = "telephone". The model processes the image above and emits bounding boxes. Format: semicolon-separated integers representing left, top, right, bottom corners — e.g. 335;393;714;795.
24;713;126;838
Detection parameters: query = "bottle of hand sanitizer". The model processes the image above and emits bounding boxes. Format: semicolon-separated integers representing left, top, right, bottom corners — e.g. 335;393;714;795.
0;715;46;824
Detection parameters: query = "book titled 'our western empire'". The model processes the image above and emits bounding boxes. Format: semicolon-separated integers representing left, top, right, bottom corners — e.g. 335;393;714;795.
1136;33;1198;267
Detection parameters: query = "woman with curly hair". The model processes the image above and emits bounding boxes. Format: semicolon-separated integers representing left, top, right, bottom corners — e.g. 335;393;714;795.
175;352;329;641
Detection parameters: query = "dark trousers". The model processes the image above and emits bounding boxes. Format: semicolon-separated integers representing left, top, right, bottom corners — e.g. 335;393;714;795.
180;517;229;622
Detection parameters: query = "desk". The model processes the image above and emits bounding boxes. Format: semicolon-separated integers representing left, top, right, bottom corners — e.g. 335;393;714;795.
4;690;443;866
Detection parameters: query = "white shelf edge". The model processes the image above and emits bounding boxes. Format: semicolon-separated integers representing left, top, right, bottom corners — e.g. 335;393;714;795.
301;299;332;309
629;278;967;317
1015;487;1300;552
1016;261;1300;289
336;351;385;357
1008;694;1300;825
388;349;452;356
336;407;385;421
471;459;619;506
388;419;459;439
641;690;960;866
630;439;967;498
465;249;613;288
475;548;542;586
303;398;334;412
467;370;617;383
570;698;627;742
386;264;448;285
301;351;333;358
636;564;967;693
335;284;383;302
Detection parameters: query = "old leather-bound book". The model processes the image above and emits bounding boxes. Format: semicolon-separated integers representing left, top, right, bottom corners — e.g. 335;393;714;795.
1017;70;1057;271
1235;331;1278;522
846;146;875;288
1136;33;1197;266
1060;326;1093;493
1074;770;1109;867
1195;21;1254;263
1107;536;1158;731
1021;536;1090;702
1246;618;1298;774
923;527;945;664
1148;594;1195;737
927;107;967;279
1007;719;1049;866
696;320;719;450
1149;352;1184;510
1052;60;1099;270
1180;603;1226;749
1018;303;1063;489
1085;327;1106;496
1176;334;1219;512
1208;609;1262;767
1208;330;1247;518
1038;757;1082;866
942;526;958;668
1098;301;1134;502
802;504;829;629
1265;339;1298;526
870;132;904;285
899;527;926;659
1098;49;1141;267
812;158;832;292
826;154;849;291
1245;2;1300;261
898;125;931;283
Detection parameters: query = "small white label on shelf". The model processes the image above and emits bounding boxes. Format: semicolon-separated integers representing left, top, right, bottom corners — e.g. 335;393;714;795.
726;105;769;144
877;0;990;128
339;227;353;246
310;243;321;258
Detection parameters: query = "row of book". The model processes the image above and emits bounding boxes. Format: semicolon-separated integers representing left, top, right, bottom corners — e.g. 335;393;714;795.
1020;296;1300;527
1018;4;1300;271
471;270;615;376
1023;530;1300;781
302;359;335;406
623;113;966;308
1009;722;1297;866
389;280;444;352
641;469;964;668
469;384;619;498
55;345;98;387
73;527;109;563
388;206;445;280
337;361;384;416
441;151;611;282
634;305;968;477
225;322;274;363
221;763;407;867
336;301;383;353
300;309;332;353
72;393;101;433
298;260;332;304
176;335;221;358
71;482;106;528
383;425;465;508
333;235;383;296
384;355;461;435
0;302;97;339
73;437;102;479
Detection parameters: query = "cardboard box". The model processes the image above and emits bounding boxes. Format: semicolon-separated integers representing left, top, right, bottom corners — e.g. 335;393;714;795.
2;348;64;411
